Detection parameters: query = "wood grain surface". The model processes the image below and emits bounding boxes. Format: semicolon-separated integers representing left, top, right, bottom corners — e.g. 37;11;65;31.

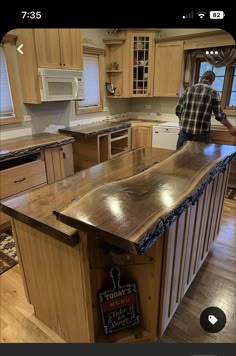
1;147;172;246
54;142;235;253
0;133;74;161
59;121;131;138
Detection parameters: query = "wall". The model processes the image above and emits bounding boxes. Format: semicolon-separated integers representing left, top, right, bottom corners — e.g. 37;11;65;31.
129;97;178;115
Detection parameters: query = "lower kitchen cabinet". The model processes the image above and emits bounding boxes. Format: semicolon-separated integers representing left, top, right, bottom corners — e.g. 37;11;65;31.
0;144;72;230
72;128;131;172
131;126;152;149
0;151;47;228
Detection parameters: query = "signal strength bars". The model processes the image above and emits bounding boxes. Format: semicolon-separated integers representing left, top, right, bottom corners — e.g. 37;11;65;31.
182;11;194;19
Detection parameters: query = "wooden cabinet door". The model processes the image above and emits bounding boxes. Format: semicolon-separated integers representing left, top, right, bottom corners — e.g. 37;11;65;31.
34;29;83;70
128;32;155;97
15;29;42;103
132;126;152;149
59;29;83;70
153;41;184;97
34;29;61;68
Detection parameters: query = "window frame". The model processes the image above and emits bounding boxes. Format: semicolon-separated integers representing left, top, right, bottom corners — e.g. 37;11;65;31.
75;46;104;115
0;35;22;125
194;57;236;116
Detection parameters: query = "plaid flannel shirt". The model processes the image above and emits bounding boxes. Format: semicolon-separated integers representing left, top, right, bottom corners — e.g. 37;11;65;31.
175;80;226;134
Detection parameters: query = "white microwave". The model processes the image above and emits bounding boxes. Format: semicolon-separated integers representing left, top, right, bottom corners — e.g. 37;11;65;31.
38;68;84;102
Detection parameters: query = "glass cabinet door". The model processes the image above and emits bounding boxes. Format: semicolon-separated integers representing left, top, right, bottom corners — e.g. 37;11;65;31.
131;34;154;96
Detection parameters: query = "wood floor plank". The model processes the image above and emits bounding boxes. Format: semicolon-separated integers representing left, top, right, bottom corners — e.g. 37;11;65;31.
0;199;235;343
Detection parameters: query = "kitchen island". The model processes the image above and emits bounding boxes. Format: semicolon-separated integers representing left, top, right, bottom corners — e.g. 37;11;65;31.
1;142;235;342
59;121;132;171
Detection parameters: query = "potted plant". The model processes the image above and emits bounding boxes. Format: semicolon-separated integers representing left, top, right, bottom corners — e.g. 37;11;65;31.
108;61;119;70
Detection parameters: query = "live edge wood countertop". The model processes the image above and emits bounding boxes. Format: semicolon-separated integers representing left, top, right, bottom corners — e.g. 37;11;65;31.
59;121;131;138
1;143;235;253
0;133;75;161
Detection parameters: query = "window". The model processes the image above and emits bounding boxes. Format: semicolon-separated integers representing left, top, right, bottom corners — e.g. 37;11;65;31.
0;46;14;118
75;46;104;114
0;38;22;125
195;59;236;113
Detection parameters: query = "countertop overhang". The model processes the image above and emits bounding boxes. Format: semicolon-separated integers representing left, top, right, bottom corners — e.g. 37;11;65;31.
1;143;235;253
59;121;132;138
0;133;75;161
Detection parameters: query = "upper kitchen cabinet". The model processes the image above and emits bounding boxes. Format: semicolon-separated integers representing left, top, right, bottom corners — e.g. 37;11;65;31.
153;40;184;97
104;30;155;98
128;31;155;97
34;29;83;70
14;29;83;103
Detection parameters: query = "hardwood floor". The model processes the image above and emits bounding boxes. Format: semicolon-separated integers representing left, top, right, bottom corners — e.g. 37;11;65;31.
0;199;235;343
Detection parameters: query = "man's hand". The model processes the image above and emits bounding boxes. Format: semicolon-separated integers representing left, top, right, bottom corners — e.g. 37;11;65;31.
229;126;236;136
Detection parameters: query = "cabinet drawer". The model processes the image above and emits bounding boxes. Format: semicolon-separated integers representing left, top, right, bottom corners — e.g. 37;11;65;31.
0;160;47;199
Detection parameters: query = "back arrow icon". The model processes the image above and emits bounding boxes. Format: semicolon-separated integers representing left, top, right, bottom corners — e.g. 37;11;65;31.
17;44;23;54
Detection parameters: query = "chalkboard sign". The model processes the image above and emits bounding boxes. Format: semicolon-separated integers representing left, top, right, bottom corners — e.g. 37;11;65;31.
98;265;140;335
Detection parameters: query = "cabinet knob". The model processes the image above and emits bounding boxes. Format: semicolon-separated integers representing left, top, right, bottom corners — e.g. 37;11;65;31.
63;64;65;66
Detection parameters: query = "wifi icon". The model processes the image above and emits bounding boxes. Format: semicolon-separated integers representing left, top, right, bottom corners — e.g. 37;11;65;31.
197;11;207;18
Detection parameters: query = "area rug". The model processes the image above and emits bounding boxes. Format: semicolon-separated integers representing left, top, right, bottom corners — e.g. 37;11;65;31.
225;188;236;200
0;230;18;275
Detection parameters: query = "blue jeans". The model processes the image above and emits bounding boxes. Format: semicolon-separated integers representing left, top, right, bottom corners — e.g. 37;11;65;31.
176;130;209;150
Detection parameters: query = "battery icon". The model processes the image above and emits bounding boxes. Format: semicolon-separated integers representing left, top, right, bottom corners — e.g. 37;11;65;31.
210;11;225;19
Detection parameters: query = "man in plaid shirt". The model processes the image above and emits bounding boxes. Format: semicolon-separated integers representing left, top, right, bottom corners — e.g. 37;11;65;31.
175;71;236;149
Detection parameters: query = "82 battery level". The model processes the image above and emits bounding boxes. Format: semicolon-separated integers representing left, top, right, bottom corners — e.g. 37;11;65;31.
210;11;225;19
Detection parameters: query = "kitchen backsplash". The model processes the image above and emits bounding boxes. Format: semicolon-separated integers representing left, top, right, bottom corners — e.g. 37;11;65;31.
1;97;235;140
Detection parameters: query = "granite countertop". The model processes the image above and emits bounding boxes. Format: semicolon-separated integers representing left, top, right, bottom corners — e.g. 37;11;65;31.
59;121;132;138
0;133;75;161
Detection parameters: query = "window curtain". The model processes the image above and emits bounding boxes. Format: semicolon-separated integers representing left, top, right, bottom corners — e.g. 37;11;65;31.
183;51;193;89
202;45;236;67
182;46;236;89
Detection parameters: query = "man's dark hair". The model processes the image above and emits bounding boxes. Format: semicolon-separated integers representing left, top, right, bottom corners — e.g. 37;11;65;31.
200;71;216;84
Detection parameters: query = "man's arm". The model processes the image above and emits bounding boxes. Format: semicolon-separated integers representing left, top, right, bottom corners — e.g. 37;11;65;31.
212;90;236;136
221;117;236;136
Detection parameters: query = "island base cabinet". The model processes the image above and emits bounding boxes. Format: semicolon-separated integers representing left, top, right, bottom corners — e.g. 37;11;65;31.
11;221;95;342
11;218;164;342
158;165;230;336
87;236;164;343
